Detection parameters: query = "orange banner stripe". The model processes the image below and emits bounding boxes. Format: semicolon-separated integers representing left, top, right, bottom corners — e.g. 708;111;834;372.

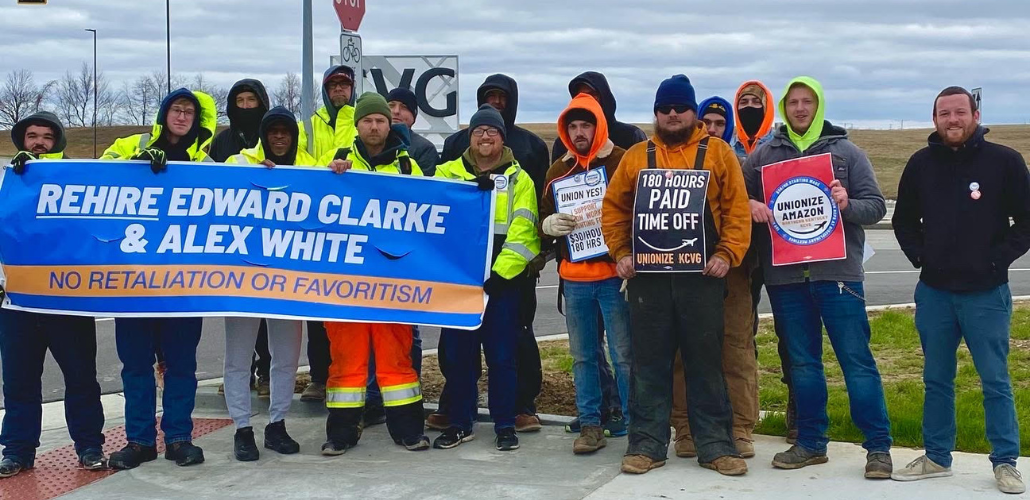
3;265;485;315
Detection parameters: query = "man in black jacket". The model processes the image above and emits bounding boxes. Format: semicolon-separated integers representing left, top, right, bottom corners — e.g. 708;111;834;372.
209;79;270;162
549;71;646;162
891;86;1030;494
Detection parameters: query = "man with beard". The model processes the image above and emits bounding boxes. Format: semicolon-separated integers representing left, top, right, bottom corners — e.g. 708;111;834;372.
602;75;750;476
742;77;892;479
891;87;1030;494
209;79;270;162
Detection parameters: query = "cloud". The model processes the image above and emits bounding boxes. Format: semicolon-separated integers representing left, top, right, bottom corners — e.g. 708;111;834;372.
1;0;1028;128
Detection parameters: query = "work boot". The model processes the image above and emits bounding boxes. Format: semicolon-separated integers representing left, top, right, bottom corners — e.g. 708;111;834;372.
891;455;952;482
256;377;271;399
772;445;828;470
264;420;300;455
400;435;430;451
165;442;205;467
78;448;108;470
603;409;627;437
573;425;607;455
433;427;475;449
300;382;326;402
515;414;542;433
426;412;450;431
995;464;1026;494
0;457;29;478
735;438;756;459
865;451;893;479
674;437;697;458
701;456;749;476
234;427;259;462
109;443;158;470
621;454;666;474
320;440;352;456
495;428;519;451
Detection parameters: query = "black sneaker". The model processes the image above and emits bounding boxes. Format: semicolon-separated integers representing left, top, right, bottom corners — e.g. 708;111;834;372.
0;457;29;478
165;442;205;467
432;427;475;449
495;428;519;451
264;420;300;455
109;443;158;470
362;405;387;427
234;427;259;462
78;448;108;470
604;410;628;437
320;440;352;456
400;435;430;451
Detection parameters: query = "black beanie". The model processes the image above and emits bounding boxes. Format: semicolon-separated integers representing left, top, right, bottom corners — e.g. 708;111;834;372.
469;104;506;140
564;108;596;126
387;87;418;119
702;101;729;119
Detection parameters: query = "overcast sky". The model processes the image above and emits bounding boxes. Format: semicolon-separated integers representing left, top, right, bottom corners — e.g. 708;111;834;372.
2;0;1028;129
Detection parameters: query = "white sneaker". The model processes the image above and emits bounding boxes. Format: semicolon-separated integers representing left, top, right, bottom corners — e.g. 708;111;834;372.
995;464;1026;494
891;455;953;481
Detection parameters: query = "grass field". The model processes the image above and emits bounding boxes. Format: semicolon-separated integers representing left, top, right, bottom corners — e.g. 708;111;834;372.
3;123;1027;199
423;304;1030;456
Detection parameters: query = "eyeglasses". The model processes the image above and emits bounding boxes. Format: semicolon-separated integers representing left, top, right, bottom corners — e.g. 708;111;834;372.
326;80;352;90
169;107;195;118
656;104;692;115
471;127;500;137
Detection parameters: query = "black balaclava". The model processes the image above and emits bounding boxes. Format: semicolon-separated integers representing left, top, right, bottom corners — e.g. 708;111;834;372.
739;106;765;137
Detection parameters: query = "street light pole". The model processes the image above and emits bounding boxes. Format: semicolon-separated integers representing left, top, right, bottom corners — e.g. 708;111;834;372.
166;0;171;94
85;28;97;158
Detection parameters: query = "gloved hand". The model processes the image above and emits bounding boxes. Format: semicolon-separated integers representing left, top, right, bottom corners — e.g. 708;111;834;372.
10;151;36;175
476;176;495;191
131;148;167;174
542;213;577;237
483;272;511;296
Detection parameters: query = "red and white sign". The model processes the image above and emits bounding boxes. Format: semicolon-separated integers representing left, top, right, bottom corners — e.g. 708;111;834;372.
762;153;846;266
334;0;365;31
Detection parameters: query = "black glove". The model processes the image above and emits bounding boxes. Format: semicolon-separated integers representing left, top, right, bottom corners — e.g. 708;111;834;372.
483;272;511;296
131;147;167;174
476;176;495;191
10;151;36;175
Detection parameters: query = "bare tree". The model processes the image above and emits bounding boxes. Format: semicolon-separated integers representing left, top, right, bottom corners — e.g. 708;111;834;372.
273;72;302;117
0;70;56;128
191;73;228;123
53;62;113;128
120;75;156;126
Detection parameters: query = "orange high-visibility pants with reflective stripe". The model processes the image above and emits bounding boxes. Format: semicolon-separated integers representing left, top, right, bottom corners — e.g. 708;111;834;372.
325;322;421;409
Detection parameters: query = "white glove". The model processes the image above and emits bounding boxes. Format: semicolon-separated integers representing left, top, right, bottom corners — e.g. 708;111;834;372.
542;213;577;237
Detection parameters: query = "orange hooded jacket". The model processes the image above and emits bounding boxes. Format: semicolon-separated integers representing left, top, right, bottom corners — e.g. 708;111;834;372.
539;93;626;281
733;80;775;156
602;123;751;267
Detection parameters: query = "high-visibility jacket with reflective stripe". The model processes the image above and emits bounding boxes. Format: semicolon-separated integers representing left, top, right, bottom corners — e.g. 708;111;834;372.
435;157;540;279
321;144;424;176
100;131;212;162
297;105;357;161
225;143;321;167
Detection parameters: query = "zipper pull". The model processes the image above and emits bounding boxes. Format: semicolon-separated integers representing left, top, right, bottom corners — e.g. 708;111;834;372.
838;281;844;295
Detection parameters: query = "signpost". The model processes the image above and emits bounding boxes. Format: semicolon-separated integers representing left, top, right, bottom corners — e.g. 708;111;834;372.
334;0;365;31
972;87;982;121
339;32;363;95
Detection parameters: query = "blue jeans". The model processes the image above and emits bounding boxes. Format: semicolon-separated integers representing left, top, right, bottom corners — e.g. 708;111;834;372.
115;317;203;446
767;281;892;454
440;286;519;433
0;310;104;464
564;278;631;427
915;281;1018;467
366;326;423;408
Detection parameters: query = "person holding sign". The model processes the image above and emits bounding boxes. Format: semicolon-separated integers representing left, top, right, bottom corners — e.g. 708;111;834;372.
0;112;107;478
538;93;630;455
317;93;429;456
434;104;540;452
602;74;751;476
100;88;217;470
741;77;892;479
891;87;1030;494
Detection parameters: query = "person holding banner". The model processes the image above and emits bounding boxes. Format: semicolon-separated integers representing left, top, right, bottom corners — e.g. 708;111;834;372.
601;74;751;476
100;88;214;469
317;92;429;455
0;112;108;478
891;87;1030;494
741;77;892;479
221;106;315;461
434;104;540;452
539;92;630;455
668;96;759;460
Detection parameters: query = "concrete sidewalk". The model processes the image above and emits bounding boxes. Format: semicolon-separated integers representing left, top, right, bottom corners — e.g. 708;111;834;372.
6;390;1022;500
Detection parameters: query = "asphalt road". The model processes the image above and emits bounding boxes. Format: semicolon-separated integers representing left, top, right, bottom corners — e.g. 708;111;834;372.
6;229;1030;407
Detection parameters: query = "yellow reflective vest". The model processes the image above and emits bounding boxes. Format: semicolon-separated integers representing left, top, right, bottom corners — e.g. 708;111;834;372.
435;150;540;279
100;90;215;162
320;141;424;177
225;143;321;167
297;105;357;162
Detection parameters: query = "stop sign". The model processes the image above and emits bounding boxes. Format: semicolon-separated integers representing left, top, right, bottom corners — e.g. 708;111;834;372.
334;0;365;31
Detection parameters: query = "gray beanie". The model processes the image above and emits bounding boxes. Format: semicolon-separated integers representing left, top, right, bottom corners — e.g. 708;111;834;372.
469;104;506;140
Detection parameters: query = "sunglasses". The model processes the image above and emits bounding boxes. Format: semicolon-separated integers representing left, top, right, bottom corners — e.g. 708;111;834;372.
656;104;692;115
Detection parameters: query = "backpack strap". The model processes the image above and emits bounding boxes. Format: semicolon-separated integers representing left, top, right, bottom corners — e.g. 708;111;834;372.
646;140;657;169
399;155;412;175
694;136;709;170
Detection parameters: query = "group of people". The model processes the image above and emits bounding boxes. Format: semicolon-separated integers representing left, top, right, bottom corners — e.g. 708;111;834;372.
1;63;1028;495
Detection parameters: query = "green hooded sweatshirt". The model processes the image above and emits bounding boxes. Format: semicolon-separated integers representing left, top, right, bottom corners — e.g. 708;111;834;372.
779;76;826;152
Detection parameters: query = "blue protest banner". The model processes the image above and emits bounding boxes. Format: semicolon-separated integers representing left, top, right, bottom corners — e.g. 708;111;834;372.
0;160;494;329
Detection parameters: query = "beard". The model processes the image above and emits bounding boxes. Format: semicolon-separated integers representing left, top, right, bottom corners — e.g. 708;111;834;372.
937;121;978;148
655;121;693;146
